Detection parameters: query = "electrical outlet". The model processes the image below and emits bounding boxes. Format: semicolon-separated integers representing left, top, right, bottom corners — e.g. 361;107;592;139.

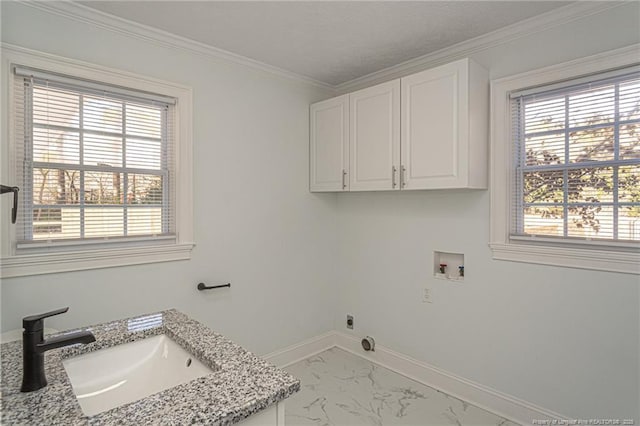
346;314;354;329
422;288;432;303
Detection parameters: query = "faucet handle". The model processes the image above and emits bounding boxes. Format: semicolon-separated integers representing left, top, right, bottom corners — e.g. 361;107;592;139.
23;307;69;333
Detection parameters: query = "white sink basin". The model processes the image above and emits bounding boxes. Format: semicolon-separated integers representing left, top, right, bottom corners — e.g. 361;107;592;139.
62;334;213;416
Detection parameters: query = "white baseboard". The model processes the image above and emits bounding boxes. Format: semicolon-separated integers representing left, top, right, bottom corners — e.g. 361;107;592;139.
262;331;337;368
264;331;568;426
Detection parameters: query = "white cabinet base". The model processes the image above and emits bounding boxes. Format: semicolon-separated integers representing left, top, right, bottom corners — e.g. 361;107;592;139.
238;402;285;426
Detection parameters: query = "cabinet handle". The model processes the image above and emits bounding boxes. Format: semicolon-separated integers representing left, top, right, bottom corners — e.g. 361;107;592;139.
401;166;407;188
342;169;347;190
392;166;397;188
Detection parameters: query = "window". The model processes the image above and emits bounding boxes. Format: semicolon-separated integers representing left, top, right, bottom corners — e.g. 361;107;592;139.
511;71;640;245
14;66;175;248
490;47;640;274
1;46;193;278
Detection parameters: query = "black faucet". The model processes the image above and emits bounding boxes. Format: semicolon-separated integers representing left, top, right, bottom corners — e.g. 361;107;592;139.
0;185;19;224
21;307;96;392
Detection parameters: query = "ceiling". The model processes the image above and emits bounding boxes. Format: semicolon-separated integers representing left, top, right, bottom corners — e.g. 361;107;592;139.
78;1;572;86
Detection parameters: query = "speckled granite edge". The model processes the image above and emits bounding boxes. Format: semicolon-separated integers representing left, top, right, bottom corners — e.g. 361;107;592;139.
1;309;300;425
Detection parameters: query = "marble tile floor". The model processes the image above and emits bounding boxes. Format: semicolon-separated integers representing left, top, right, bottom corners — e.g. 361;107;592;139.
284;347;519;426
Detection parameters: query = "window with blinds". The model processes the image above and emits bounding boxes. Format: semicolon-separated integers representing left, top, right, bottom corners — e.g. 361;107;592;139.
510;69;640;246
12;66;176;250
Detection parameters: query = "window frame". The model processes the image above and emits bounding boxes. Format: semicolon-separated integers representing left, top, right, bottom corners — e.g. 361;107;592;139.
18;74;172;247
489;45;640;274
0;45;194;278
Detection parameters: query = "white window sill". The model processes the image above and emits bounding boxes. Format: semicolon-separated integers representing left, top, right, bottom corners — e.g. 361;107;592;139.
489;242;639;275
0;243;194;278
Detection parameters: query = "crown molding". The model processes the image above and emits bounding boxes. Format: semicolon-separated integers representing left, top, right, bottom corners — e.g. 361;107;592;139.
17;0;336;92
335;1;629;93
10;1;630;94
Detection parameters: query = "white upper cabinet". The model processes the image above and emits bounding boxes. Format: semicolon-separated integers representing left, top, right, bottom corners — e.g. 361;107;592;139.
309;58;488;192
349;80;400;191
401;58;488;189
310;94;349;191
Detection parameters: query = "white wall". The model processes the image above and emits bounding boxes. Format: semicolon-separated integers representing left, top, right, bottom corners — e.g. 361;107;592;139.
334;2;640;421
0;2;338;356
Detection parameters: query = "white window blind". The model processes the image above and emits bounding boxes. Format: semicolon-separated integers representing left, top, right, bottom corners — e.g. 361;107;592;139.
510;68;640;246
13;66;176;250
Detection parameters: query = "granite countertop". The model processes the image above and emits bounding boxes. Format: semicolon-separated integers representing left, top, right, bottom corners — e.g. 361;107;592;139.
1;309;300;425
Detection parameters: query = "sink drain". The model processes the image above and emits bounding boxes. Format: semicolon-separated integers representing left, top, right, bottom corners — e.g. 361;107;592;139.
185;358;192;367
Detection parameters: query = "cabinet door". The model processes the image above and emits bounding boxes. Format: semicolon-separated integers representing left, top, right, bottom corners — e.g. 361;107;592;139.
237;403;283;425
310;95;349;192
350;80;400;191
401;59;469;189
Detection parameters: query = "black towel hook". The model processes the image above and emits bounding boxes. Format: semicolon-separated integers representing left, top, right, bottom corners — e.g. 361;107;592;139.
197;282;231;291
